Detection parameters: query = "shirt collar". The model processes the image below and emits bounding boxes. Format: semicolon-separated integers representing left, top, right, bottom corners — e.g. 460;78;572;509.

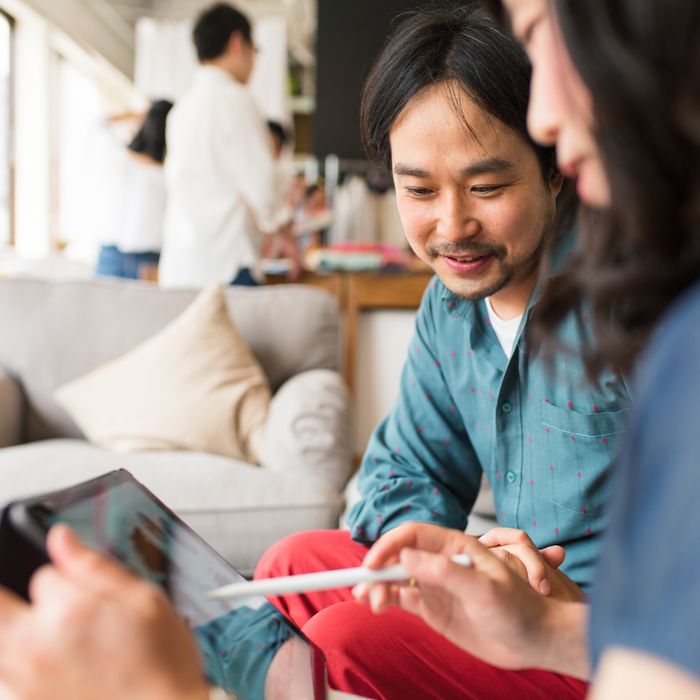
194;64;240;87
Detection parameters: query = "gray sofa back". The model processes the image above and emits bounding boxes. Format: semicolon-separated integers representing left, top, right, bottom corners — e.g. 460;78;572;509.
0;278;340;442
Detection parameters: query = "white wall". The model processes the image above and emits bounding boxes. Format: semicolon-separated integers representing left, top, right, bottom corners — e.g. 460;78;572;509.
354;310;417;456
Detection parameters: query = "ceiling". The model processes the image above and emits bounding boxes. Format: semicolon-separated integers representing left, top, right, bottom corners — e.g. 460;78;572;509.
104;0;317;67
106;0;307;24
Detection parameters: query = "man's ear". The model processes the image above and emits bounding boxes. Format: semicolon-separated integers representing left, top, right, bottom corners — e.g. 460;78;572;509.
549;168;565;197
226;30;245;57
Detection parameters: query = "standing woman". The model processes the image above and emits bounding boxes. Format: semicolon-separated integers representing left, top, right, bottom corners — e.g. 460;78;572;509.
358;1;700;697
95;99;173;280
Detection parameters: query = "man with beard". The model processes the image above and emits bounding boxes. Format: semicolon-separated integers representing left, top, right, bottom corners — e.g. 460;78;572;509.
0;7;632;700
253;6;631;699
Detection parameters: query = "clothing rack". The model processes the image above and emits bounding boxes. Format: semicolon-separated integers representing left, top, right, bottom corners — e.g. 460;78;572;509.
291;154;391;206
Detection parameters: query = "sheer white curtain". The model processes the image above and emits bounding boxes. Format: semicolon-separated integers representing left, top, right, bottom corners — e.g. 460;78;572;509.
134;14;291;126
56;58;105;249
248;14;290;125
134;19;196;103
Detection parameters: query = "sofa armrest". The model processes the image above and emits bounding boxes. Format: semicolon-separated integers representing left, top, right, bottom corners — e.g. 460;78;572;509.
0;369;23;447
262;369;353;491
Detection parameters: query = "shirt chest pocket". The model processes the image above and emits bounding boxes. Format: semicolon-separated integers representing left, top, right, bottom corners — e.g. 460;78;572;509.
541;401;628;517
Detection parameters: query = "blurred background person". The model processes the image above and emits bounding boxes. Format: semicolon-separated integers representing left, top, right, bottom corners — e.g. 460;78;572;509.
266;119;288;160
159;3;296;289
95;99;173;281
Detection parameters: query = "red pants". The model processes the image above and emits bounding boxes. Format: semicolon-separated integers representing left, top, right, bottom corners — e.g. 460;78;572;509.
255;530;588;700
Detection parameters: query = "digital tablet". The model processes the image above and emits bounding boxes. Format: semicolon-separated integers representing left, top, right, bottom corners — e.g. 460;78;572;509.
0;469;327;699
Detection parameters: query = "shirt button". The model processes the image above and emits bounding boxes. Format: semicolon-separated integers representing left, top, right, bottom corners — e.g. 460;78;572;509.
506;471;517;484
501;401;513;414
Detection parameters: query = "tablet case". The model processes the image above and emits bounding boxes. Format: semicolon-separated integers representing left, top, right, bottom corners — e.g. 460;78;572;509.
0;503;49;599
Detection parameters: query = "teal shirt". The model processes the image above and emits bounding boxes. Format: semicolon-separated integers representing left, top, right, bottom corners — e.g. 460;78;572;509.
348;272;631;590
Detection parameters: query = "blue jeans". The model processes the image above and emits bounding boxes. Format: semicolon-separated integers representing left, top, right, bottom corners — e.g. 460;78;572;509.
96;245;160;280
230;268;259;286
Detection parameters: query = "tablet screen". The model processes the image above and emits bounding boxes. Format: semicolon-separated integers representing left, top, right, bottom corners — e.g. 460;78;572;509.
21;471;259;627
11;470;322;697
11;470;321;697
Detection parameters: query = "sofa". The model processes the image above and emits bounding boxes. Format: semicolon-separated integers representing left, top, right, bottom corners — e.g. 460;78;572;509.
0;277;354;575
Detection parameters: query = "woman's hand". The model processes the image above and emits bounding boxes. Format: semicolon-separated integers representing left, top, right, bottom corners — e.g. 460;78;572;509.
0;525;209;700
354;522;589;675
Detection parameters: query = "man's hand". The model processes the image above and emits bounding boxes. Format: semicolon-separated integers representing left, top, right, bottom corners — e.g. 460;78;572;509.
0;525;209;700
480;528;585;602
353;522;590;676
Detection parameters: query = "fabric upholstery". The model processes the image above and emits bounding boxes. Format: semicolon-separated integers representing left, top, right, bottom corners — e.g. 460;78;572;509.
55;285;270;464
263;369;353;491
0;439;345;575
0;277;340;442
0;277;349;572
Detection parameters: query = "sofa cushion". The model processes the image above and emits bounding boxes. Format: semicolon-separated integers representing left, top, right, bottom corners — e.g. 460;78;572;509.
263;369;353;491
0;439;345;575
55;285;270;464
0;277;340;442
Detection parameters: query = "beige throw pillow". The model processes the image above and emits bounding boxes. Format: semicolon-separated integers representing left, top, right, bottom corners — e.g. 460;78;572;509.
55;285;270;464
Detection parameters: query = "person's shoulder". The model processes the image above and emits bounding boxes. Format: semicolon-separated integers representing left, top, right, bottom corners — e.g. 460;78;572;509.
211;76;253;101
211;82;257;124
184;70;249;105
639;281;700;381
656;280;700;338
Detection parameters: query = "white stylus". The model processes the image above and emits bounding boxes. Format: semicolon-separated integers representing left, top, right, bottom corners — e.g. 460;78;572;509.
206;553;472;600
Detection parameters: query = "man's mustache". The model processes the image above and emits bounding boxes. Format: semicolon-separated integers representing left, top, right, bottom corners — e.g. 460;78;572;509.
427;240;506;260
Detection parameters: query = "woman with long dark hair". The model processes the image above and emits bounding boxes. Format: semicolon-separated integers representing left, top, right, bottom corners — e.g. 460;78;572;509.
95;99;173;280
357;0;700;697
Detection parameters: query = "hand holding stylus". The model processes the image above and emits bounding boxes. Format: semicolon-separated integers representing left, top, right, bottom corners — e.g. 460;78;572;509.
206;553;472;600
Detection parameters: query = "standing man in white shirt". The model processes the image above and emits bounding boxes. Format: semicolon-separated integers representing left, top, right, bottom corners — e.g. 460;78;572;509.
159;3;291;288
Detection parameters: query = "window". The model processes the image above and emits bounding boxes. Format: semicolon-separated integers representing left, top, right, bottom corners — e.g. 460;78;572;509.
53;53;103;250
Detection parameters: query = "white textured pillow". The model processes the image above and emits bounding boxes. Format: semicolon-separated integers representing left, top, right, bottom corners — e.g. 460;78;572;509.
262;369;353;491
55;285;270;464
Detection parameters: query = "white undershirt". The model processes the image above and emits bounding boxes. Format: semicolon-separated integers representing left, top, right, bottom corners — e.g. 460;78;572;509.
486;298;523;358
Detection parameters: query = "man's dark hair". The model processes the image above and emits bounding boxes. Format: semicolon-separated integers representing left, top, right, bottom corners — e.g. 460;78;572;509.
360;4;556;182
266;120;289;146
193;3;252;62
128;100;173;164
